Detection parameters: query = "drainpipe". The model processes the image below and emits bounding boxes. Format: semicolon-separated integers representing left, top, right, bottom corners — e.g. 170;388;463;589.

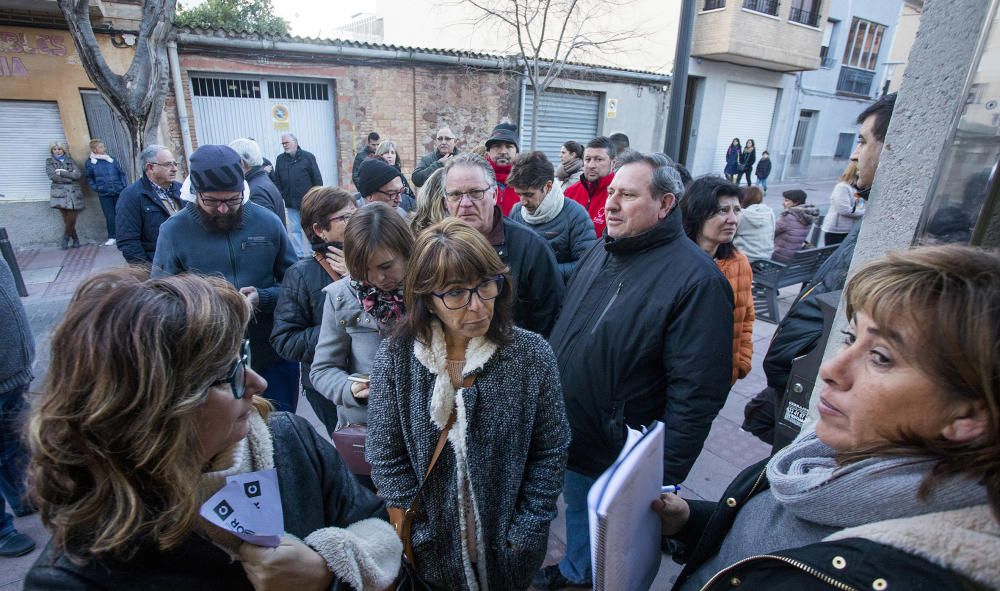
779;72;803;182
168;40;194;168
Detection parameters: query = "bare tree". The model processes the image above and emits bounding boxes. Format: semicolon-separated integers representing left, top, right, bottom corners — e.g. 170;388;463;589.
462;0;640;149
58;0;177;177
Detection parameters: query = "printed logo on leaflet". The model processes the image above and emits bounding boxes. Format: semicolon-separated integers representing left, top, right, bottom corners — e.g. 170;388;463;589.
594;207;606;226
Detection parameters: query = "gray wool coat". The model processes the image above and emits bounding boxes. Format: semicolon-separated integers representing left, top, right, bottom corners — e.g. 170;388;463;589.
46;156;85;210
309;278;383;429
367;325;570;591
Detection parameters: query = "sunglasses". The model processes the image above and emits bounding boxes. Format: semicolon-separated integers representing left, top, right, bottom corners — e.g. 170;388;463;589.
212;339;251;399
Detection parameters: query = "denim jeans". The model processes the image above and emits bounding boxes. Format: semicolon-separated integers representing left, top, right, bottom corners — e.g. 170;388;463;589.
559;469;597;584
98;193;119;239
285;208;309;258
0;385;31;537
757;177;768;191
258;359;300;414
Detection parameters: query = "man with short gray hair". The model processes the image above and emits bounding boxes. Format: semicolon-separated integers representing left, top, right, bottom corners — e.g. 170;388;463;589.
535;150;734;590
115;144;183;264
230;138;285;223
272;133;322;257
442;152;563;337
412;126;459;188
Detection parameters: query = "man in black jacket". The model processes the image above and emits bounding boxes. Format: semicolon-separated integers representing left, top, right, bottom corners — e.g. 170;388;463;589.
441;153;564;337
115;144;183;264
412;126;458;187
229;137;286;224
272;133;322;257
746;93;896;445
534;151;734;590
351;131;380;188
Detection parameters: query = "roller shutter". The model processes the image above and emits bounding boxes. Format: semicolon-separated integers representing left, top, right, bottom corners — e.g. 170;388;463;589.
714;82;779;176
520;88;601;166
0;101;68;201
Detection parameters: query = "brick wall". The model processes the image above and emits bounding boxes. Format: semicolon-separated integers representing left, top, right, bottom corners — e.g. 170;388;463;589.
167;49;520;189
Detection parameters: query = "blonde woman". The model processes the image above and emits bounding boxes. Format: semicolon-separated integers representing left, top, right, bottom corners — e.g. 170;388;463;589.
821;161;866;246
26;269;401;590
45;141;85;249
408;167;448;234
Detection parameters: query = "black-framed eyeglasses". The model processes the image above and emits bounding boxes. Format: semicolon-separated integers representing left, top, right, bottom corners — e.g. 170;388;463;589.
212;339;251;399
199;193;243;208
432;276;504;310
375;188;406;200
152;161;178;168
436;136;456;141
327;211;354;225
444;187;492;203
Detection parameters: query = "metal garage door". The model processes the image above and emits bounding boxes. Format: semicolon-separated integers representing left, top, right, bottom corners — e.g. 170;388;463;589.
0;101;68;201
714;82;779;176
81;90;135;182
520;88;601;165
190;75;338;185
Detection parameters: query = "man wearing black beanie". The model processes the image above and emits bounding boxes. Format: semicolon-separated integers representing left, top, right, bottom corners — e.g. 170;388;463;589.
355;158;407;217
152;144;300;413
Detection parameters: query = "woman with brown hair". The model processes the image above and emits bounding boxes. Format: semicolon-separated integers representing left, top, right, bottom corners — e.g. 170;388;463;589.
25;269;401;590
656;245;1000;591
310;202;414;435
271;186;357;436
367;218;570;590
732;185;775;262
45;141;85;249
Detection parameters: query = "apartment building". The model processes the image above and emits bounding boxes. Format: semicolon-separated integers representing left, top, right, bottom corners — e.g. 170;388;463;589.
680;0;906;182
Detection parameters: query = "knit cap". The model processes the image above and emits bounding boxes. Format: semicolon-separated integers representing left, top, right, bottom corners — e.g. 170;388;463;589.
485;123;519;151
356;158;400;198
189;145;245;193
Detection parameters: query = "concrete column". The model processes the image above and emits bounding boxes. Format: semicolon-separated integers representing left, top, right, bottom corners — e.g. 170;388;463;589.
806;0;997;416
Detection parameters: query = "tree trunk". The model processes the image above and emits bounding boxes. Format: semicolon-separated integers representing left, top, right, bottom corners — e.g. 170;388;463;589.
530;87;541;150
58;0;177;179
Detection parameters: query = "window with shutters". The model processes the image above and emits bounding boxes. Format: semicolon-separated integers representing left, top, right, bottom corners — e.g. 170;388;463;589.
836;17;886;96
789;0;822;28
834;132;856;159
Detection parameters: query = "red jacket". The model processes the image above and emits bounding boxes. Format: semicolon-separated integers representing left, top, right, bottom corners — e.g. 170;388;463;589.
564;173;614;237
489;157;519;216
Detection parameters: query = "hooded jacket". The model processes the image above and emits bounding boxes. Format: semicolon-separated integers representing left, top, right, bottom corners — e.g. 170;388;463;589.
732;203;775;262
548;211;733;483
85;156;127;197
508;185;598;284
772;203;820;263
563;172;614;237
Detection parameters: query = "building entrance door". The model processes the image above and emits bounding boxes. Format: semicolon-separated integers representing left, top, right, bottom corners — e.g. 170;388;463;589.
788;109;818;178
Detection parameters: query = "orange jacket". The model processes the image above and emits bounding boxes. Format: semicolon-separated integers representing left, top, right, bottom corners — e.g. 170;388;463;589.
716;250;755;383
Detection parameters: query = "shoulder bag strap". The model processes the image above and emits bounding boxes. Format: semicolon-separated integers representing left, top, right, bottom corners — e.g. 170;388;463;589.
313;251;342;282
410;373;475;508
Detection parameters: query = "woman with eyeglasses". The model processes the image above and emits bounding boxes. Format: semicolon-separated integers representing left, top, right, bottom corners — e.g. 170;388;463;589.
271;186;357;437
310;203;414;484
367;218;570;590
25;268;401;591
681;176;754;384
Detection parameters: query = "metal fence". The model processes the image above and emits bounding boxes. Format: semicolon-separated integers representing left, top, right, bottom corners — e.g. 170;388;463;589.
789;6;821;27
837;66;875;96
704;0;726;10
742;0;779;16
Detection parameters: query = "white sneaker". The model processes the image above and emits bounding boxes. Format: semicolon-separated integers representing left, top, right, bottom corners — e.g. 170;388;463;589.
104;238;116;246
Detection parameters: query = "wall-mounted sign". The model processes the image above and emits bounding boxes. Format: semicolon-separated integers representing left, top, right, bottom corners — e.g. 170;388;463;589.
606;98;619;119
272;104;289;130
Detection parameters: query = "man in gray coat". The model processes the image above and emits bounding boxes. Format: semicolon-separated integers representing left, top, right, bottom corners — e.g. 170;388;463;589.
507;151;597;284
411;126;459;187
0;257;36;557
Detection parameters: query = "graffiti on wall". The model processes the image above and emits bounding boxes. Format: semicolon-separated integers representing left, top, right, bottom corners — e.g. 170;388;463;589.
0;31;68;78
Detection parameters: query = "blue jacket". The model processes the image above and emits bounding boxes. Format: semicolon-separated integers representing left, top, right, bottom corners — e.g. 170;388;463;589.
509;194;597;284
0;256;34;393
115;176;183;264
84;158;127;197
151;202;297;368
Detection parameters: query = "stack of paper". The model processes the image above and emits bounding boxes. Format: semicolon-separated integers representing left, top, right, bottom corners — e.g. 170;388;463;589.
588;422;664;591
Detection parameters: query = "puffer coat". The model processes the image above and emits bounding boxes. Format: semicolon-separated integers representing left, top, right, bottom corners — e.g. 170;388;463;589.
46;156;85;210
716;251;754;383
772;203;820;263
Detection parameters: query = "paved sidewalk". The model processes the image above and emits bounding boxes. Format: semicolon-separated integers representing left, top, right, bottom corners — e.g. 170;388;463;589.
3;244;802;590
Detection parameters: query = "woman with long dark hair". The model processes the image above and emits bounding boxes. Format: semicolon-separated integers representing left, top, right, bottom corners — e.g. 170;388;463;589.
724;138;741;183
737;138;756;187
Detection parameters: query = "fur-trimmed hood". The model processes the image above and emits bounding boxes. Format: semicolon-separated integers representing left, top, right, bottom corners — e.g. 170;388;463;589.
827;505;1000;589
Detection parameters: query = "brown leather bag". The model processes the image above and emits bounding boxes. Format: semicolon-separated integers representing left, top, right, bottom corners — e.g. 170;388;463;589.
388;374;473;566
332;424;371;475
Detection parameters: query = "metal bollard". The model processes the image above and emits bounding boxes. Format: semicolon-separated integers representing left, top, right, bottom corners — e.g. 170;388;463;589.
0;228;28;297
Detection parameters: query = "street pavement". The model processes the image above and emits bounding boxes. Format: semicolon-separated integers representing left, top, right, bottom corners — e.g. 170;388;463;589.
2;241;806;590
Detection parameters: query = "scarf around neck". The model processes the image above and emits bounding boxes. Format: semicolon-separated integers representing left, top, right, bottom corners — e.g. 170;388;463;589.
350;279;404;332
489;158;512;185
556;157;582;181
520;182;565;225
766;429;988;528
89;152;114;164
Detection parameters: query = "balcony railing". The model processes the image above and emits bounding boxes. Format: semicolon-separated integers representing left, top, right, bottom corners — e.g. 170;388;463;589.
742;0;779;16
821;56;836;69
789;7;820;27
837;66;875;96
703;0;726;10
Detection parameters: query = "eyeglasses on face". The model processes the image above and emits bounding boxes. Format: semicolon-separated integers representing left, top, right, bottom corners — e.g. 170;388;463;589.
326;211;354;225
436;136;456;142
199;193;243;208
212;339;251;399
432;276;504;310
375;188;406;200
444;187;492;203
153;161;178;168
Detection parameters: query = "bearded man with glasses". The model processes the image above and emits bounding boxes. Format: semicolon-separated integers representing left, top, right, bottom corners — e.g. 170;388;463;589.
412;126;460;187
152;145;299;413
442;153;563;337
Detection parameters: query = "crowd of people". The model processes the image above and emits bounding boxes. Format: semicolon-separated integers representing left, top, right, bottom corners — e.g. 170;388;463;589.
3;91;997;591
